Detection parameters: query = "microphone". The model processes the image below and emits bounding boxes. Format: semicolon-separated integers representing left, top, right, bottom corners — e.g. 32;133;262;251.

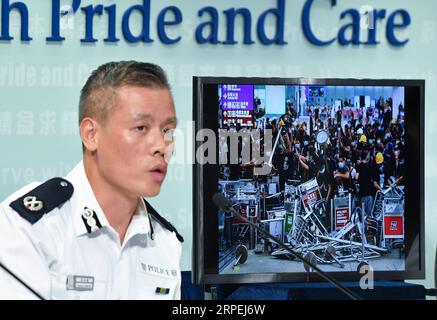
0;262;45;300
212;192;362;301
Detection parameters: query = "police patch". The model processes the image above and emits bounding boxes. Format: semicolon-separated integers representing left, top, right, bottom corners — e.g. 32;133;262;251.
9;178;74;224
81;207;102;233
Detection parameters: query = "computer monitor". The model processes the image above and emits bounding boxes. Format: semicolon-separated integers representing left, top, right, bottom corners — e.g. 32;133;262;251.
193;77;425;284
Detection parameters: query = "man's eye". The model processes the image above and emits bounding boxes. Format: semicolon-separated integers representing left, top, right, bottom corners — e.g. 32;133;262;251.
164;128;175;140
135;126;147;132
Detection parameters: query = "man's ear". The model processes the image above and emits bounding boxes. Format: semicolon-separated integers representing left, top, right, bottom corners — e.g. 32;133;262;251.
80;117;99;153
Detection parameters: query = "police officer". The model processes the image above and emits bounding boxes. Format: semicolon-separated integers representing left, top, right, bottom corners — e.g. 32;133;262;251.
0;61;183;300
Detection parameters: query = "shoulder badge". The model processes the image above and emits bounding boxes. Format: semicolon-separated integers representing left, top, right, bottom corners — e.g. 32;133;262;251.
9;178;74;224
144;200;184;243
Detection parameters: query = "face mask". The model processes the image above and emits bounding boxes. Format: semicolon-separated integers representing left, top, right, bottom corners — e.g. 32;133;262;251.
338;161;345;169
351;168;356;180
377;139;381;144
295;144;300;149
320;167;326;174
369;139;374;145
351;141;357;148
304;141;309;146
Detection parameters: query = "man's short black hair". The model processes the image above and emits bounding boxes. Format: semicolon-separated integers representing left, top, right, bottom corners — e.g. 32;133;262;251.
79;61;171;125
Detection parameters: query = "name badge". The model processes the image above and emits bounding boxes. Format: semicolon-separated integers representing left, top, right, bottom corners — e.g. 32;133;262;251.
66;275;95;291
141;263;179;279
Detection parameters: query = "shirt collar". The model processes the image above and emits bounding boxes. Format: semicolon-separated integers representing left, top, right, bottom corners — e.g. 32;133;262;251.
66;161;150;238
124;198;151;242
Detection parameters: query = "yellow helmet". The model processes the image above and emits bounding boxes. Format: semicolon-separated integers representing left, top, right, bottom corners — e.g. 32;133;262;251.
279;119;286;126
376;152;384;164
391;119;396;125
359;135;367;143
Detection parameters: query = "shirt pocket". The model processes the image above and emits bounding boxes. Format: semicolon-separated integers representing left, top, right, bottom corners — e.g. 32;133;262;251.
136;265;180;300
50;272;107;300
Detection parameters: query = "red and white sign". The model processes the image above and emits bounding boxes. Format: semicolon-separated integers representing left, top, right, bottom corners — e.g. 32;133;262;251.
302;191;319;207
335;208;350;229
383;216;404;238
233;206;248;225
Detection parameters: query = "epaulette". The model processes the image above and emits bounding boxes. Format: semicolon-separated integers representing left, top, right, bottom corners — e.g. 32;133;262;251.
144;200;184;243
9;178;74;224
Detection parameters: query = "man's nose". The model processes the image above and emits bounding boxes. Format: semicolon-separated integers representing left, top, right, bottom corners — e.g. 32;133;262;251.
151;129;166;156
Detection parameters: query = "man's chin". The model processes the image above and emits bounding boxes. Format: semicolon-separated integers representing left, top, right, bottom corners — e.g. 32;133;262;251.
140;186;161;198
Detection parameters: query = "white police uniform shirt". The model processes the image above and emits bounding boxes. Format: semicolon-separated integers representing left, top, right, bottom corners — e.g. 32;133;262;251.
0;183;51;300
0;161;182;300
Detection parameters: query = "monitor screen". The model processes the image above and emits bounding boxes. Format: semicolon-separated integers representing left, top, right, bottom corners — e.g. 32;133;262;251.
193;77;425;284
